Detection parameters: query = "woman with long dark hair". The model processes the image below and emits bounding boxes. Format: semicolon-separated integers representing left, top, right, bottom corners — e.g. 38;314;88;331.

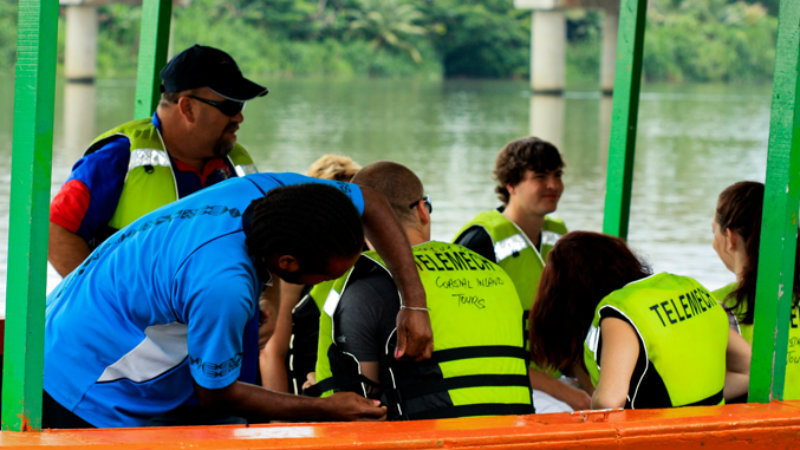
712;181;800;400
529;231;751;409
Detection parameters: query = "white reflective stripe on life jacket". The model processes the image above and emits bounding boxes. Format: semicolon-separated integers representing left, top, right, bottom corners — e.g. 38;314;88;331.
129;148;171;170
494;234;529;262
585;323;600;358
234;163;258;176
541;230;561;248
323;288;341;317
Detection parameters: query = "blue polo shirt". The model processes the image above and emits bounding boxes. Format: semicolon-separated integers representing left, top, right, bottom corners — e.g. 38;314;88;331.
44;173;364;428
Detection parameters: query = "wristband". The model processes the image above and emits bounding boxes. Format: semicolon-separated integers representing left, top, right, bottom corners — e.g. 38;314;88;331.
400;305;430;312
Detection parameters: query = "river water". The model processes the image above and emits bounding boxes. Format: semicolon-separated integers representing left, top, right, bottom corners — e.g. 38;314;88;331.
0;76;772;313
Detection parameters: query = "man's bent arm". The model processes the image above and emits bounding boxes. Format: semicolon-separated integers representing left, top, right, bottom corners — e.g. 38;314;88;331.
358;187;432;361
49;222;91;277
194;381;386;422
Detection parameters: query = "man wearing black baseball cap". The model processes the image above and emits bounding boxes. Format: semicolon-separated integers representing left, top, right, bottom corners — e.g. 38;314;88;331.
160;44;269;101
49;44;269;278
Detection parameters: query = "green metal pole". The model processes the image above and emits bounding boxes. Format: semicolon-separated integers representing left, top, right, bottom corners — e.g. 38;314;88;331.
133;0;173;119
601;0;646;239
748;0;800;403
2;0;58;431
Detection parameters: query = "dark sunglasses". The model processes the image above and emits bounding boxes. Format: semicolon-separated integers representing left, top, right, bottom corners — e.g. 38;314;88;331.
409;195;432;214
186;95;245;117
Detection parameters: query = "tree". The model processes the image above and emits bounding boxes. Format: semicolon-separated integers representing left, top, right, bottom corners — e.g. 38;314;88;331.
344;0;426;63
415;0;530;78
0;1;17;72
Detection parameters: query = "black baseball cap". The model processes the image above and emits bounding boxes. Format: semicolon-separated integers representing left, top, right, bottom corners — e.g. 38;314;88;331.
159;45;269;101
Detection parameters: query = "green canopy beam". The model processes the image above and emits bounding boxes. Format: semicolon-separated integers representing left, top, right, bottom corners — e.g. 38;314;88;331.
134;0;173;119
2;0;59;431
748;0;800;403
602;0;647;240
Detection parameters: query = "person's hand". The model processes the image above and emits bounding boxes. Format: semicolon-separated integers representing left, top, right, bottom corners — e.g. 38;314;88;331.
394;307;433;361
564;384;592;411
324;392;387;421
301;372;317;391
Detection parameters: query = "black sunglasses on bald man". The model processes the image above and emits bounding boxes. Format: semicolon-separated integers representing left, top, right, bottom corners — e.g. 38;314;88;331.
409;195;433;214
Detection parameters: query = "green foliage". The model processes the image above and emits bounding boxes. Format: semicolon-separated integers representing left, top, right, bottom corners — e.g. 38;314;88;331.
566;36;600;88
566;9;601;41
564;9;601;87
244;0;319;39
752;0;778;15
96;4;141;77
170;0;440;78
0;0;782;82
645;0;777;82
415;0;530;78
344;0;426;63
0;1;16;73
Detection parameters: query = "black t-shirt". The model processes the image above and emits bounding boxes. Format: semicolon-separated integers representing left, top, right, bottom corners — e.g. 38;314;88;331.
334;261;399;362
454;226;497;263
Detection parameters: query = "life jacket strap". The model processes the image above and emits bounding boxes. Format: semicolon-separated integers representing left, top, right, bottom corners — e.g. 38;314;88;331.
683;388;724;407
303;373;381;398
396;374;530;400
431;345;528;363
302;377;334;397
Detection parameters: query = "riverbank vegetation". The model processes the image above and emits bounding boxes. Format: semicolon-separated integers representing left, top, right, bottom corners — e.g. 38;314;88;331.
0;0;779;84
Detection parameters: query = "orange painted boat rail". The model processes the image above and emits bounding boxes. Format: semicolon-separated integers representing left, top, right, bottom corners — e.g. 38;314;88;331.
0;400;798;449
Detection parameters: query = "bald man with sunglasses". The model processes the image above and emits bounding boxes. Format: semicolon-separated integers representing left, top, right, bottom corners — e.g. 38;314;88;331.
49;44;267;277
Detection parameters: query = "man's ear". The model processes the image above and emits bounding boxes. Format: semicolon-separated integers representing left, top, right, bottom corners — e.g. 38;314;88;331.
176;96;196;123
415;200;431;227
276;255;300;273
506;183;516;196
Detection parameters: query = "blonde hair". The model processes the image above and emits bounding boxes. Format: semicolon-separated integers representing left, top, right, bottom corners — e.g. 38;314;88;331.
306;154;361;181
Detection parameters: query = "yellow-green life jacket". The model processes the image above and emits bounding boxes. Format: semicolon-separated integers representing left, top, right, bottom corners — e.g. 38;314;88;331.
454;210;566;312
319;241;533;419
86;118;257;231
584;273;728;408
308;277;349;397
714;281;800;400
284;284;326;395
454;210;566;376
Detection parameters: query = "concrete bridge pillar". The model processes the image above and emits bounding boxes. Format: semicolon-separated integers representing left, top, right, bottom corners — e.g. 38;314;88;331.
63;2;98;83
530;94;565;150
600;5;619;95
516;0;620;95
531;10;566;95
